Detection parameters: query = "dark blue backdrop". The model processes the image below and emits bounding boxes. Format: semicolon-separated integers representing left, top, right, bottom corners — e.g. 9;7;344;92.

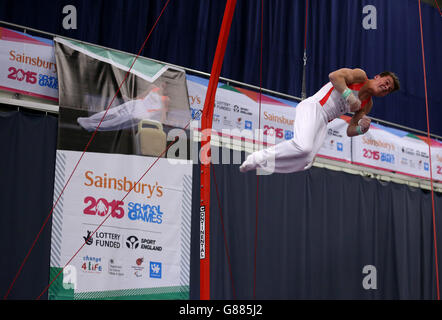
1;0;441;135
1;0;440;136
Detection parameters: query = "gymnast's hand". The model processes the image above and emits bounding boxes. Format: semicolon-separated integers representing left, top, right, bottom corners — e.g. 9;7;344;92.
358;115;371;133
345;92;362;112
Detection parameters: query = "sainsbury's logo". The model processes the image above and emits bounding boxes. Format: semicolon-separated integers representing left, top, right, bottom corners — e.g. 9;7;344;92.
362;137;395;151
189;95;202;105
263;112;294;126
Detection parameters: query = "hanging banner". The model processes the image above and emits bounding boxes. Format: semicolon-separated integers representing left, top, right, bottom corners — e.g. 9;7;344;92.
316;115;352;163
434;149;442;182
187;74;298;146
50;37;192;300
0;27;58;101
49;150;191;300
352;123;442;181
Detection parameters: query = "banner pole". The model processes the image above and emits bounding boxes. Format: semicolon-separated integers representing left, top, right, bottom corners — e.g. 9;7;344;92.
200;0;237;300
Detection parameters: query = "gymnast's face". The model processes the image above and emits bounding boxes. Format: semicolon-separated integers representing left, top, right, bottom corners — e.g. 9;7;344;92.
371;75;395;97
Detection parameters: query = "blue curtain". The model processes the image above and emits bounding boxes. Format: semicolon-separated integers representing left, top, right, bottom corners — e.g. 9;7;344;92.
1;0;440;134
0;110;58;299
191;160;442;299
305;0;442;136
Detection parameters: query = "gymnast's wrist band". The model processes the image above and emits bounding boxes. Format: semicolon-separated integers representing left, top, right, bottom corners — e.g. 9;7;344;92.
342;88;352;100
356;125;364;135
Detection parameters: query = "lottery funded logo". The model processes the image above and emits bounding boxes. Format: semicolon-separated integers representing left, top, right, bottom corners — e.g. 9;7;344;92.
83;230;122;248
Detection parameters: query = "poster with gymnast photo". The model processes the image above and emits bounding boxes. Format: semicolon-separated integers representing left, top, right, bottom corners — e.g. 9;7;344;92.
53;37;191;156
50;38;193;300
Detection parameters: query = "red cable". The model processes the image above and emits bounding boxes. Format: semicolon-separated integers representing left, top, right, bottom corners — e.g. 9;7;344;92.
3;0;171;300
211;166;236;299
253;0;264;300
434;0;442;16
418;0;440;300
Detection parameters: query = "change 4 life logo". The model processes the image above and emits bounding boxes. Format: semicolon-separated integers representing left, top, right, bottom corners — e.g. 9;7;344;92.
81;255;103;273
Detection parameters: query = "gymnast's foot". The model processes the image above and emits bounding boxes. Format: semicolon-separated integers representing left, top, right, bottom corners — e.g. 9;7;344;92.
239;154;258;173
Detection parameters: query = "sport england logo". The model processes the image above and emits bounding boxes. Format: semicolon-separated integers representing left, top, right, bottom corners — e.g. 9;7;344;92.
125;236;162;252
126;235;140;249
150;261;162;279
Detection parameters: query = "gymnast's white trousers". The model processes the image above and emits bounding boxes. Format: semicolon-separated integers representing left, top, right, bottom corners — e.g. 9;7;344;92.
243;98;329;173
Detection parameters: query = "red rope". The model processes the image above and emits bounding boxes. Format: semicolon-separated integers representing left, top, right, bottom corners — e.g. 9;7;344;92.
3;0;172;300
418;0;440;300
253;0;264;300
199;0;237;300
434;0;442;16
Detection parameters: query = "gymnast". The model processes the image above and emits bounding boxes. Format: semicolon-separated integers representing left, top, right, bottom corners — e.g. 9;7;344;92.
240;68;400;173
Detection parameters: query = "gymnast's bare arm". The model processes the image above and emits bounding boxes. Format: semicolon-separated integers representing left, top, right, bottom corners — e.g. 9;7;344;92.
328;68;368;95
